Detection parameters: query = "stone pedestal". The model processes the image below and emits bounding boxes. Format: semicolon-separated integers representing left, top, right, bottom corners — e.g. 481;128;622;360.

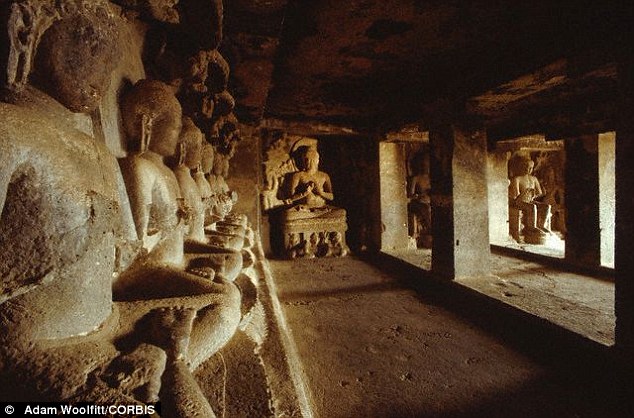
270;211;349;259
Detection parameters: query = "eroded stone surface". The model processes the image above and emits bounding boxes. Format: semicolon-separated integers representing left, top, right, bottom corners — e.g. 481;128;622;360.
1;1;301;414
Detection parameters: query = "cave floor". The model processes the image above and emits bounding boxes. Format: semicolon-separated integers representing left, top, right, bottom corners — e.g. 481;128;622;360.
384;248;615;346
268;256;625;418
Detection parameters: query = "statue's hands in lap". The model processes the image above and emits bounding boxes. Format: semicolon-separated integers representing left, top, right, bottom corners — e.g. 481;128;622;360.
304;181;315;194
311;181;326;197
176;198;194;224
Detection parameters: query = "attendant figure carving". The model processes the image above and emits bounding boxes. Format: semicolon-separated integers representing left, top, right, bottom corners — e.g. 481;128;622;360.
509;157;552;244
407;152;432;248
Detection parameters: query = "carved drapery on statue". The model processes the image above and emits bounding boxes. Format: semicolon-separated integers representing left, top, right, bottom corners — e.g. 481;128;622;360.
262;134;349;258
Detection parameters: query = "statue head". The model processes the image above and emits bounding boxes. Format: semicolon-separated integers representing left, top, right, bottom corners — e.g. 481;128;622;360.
178;117;203;169
519;158;535;175
120;79;182;157
31;4;120;113
201;143;215;174
303;148;320;172
212;151;230;178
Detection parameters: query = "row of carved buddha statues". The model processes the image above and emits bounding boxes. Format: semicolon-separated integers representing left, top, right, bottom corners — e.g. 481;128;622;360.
1;1;257;416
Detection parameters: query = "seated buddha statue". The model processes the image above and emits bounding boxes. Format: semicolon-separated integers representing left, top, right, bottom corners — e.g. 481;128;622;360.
267;143;348;258
193;143;217;224
171;117;245;279
283;146;346;221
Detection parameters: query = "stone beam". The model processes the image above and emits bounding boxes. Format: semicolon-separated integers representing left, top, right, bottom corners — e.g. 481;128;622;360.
259;118;360;136
467;60;618;142
494;134;563;152
486;98;617;143
467;59;568;117
385;129;429;143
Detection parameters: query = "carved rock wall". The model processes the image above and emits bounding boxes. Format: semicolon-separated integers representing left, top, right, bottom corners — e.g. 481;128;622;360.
0;1;302;415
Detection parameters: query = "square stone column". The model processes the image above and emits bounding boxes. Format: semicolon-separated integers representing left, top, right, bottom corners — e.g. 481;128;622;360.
564;135;601;267
379;142;410;251
429;124;490;279
488;151;511;245
598;132;615;267
616;57;634;354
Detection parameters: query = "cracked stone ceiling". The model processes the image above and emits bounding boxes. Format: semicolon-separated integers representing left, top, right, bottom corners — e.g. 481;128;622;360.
223;0;624;139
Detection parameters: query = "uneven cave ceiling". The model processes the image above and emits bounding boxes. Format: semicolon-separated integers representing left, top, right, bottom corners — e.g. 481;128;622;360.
223;0;624;137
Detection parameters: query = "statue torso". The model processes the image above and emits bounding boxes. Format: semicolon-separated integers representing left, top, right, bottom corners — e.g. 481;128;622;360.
0;98;121;341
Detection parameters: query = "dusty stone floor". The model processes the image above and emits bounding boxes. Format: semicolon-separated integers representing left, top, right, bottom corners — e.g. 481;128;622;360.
385;249;615;345
268;256;626;418
491;234;566;260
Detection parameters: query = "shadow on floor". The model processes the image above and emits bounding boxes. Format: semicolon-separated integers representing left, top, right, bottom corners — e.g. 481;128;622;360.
269;255;632;418
360;251;630;391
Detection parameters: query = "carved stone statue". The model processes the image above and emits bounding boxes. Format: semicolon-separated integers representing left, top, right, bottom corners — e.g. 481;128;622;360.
407;151;432;248
0;0;297;415
172;116;246;279
207;150;237;219
173;116;207;243
0;0;165;404
192;139;254;257
283;147;345;221
509;157;552;244
540;165;566;234
116;78;242;416
263;136;348;258
194;142;216;223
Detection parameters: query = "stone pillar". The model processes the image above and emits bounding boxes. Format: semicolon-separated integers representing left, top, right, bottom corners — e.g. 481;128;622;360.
488;150;511;245
429;124;490;279
598;132;615;267
615;57;634;354
379;142;409;251
564;135;601;267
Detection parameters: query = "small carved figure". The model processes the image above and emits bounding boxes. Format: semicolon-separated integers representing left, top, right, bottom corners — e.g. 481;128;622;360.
286;233;301;259
303;232;319;258
407;152;431;248
541;165;566;234
329;231;349;257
